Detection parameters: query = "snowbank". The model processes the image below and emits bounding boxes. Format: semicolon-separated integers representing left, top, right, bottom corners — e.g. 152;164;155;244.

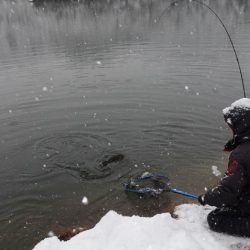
32;204;250;250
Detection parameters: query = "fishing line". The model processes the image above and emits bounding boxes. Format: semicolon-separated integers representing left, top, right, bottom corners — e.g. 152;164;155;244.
156;0;246;97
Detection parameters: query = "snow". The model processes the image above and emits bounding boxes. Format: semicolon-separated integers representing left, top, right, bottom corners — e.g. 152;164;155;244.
223;98;250;115
227;118;233;125
32;204;250;250
211;165;221;177
48;231;55;237
141;171;150;178
81;196;88;205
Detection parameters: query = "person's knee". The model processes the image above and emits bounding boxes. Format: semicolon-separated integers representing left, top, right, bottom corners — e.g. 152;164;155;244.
207;208;250;237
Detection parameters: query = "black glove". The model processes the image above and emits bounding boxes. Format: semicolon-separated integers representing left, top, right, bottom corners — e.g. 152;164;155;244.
198;195;206;205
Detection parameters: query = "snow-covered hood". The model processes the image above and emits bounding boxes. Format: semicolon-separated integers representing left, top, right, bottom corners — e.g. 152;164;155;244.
223;98;250;138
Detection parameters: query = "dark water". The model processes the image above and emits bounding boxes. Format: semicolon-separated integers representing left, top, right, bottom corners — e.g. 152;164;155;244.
0;0;250;249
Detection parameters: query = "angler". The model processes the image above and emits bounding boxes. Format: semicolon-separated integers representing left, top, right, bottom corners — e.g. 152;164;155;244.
198;98;250;237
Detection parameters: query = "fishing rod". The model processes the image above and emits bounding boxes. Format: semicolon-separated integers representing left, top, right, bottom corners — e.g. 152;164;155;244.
157;0;246;98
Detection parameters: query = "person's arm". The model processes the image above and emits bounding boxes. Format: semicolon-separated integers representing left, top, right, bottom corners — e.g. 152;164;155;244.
198;157;247;207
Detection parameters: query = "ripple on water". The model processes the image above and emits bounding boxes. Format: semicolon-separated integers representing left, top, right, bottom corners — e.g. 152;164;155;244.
33;132;130;182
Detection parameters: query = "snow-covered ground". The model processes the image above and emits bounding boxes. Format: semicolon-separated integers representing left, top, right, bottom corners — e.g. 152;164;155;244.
33;204;250;250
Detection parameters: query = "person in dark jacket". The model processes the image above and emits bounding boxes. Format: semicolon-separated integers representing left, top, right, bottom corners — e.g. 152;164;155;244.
198;98;250;237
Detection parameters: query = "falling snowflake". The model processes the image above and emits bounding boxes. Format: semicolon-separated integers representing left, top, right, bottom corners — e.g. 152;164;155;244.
212;165;221;177
48;231;55;237
82;196;89;205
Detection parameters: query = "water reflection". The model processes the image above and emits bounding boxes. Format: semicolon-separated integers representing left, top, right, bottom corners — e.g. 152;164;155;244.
1;0;249;63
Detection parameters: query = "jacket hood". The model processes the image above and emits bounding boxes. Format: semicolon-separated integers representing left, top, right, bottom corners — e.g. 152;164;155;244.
223;98;250;148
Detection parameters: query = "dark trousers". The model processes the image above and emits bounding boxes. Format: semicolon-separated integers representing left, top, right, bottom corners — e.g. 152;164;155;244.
207;207;250;237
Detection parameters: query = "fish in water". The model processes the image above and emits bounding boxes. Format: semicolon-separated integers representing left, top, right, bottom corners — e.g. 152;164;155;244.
55;154;125;180
99;154;124;168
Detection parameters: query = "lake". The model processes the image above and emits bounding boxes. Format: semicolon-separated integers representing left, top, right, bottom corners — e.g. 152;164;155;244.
0;0;250;249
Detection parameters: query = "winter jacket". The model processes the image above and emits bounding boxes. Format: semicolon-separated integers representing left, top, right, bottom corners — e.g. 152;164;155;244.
203;99;250;215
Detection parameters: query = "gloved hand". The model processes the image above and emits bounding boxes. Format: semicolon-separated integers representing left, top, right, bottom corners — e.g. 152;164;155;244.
198;195;206;205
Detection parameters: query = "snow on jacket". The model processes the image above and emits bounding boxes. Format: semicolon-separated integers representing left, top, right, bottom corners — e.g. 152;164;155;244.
203;98;250;215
